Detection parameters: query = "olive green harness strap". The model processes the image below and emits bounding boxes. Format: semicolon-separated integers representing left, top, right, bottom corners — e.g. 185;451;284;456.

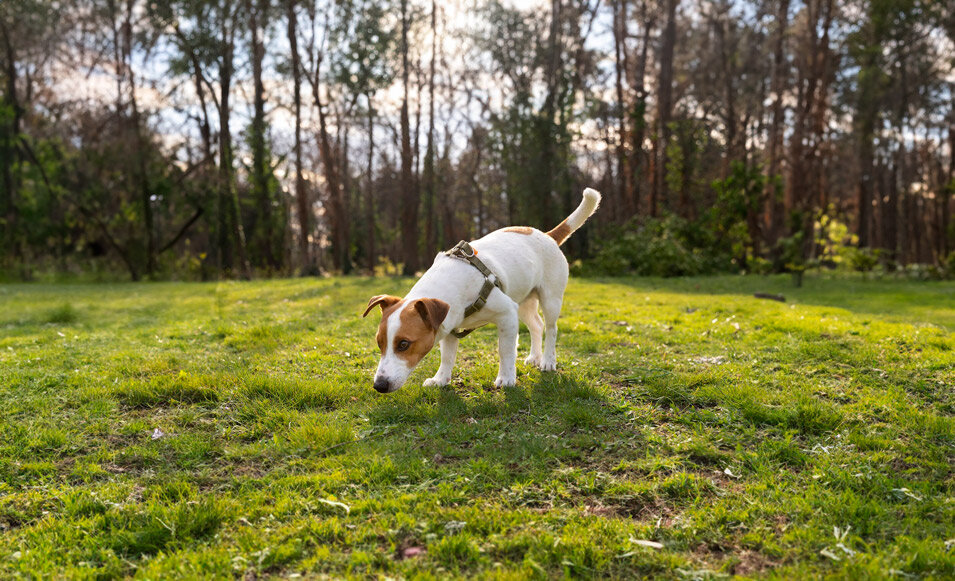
444;240;504;339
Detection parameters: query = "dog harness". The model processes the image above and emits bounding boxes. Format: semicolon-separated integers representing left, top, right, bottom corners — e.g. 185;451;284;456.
444;240;505;338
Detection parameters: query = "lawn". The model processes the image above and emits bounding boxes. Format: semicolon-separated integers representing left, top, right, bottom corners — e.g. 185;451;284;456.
0;275;953;579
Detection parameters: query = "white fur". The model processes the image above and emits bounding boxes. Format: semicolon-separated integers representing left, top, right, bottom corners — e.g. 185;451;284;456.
568;188;601;231
373;307;413;392
373;188;601;390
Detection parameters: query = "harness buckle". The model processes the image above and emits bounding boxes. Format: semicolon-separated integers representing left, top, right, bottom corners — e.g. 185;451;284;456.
447;240;475;259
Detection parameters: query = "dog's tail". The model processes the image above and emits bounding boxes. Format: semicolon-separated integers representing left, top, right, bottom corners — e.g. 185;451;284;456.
546;188;602;246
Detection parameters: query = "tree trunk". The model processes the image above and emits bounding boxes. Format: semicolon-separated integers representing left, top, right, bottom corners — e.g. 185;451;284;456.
629;2;652;221
423;0;438;256
287;0;312;275
248;0;274;270
654;0;678;217
788;0;834;260
856;107;876;250
765;0;789;254
0;19;21;264
366;94;376;274
399;0;419;275
312;66;347;273
218;6;250;279
122;0;156;278
340;121;352;274
714;10;737;181
944;104;954;260
612;0;631;223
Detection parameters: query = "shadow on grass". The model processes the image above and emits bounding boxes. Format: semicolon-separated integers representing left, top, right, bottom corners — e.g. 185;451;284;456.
361;373;657;502
357;359;855;506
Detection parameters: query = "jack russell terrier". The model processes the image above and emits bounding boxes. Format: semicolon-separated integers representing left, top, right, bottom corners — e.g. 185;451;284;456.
363;187;601;393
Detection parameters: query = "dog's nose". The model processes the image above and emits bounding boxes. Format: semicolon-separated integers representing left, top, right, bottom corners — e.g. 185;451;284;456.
373;378;391;393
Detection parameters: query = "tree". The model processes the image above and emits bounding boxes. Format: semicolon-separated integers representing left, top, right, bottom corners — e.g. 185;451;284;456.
152;0;251;278
398;0;419;275
787;0;835;260
654;0;679;217
329;0;394;273
304;0;350;273
246;0;284;272
286;0;314;274
765;0;791;253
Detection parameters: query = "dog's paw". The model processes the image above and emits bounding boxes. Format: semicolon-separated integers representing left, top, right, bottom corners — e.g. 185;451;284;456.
524;353;543;368
540;358;557;372
423;376;450;387
493;374;517;388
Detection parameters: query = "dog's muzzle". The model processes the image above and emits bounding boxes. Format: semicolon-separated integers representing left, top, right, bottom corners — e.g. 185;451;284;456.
373;378;392;393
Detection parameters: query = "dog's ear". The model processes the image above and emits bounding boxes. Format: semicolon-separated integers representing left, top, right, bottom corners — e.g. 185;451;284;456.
413;298;450;331
363;295;402;317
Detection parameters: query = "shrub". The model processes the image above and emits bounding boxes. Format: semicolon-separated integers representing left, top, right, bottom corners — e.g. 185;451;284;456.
45;303;78;324
944;251;955;279
580;215;727;277
844;247;880;273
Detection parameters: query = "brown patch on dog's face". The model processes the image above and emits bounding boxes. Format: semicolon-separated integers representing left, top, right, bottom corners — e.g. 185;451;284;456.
392;303;439;367
381;298;449;367
502;226;534;235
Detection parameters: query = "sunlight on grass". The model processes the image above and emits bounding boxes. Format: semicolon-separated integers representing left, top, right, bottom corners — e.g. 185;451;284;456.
0;275;952;578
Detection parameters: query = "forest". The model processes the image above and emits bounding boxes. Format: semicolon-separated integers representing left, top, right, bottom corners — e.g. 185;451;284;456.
1;0;953;281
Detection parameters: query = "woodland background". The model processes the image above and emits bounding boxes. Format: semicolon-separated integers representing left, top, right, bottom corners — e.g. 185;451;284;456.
0;0;953;281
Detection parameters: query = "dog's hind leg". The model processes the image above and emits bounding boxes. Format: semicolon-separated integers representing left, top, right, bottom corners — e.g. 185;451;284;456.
519;294;544;369
538;291;564;372
423;334;459;387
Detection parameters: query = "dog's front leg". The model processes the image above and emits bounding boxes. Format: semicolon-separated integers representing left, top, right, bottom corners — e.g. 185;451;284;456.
494;308;519;387
423;334;459;387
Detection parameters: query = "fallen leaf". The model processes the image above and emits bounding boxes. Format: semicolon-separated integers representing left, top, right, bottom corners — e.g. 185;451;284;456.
629;538;663;549
723;467;741;479
891;488;923;501
316;498;350;515
836;543;856;557
820;548;841;561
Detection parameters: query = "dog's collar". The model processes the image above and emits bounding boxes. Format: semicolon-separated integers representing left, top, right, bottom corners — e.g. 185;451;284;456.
444;240;504;338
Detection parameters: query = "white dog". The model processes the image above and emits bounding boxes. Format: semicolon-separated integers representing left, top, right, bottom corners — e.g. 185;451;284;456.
363;188;601;393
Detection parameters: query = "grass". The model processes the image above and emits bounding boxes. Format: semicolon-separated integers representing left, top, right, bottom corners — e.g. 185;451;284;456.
0;274;952;579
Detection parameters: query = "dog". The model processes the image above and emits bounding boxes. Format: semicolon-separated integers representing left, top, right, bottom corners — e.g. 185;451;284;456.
363;187;601;393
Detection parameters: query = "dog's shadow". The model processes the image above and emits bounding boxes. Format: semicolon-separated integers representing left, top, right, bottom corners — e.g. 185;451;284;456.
364;371;646;479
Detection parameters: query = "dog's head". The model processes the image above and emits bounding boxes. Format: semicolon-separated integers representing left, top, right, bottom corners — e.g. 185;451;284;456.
363;295;450;393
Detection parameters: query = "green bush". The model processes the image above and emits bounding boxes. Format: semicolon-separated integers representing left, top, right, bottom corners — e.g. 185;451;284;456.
844;247;881;273
944;251;955;278
579;215;728;277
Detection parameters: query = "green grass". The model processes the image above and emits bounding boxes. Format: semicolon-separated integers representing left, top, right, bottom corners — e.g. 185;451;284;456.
0;274;953;579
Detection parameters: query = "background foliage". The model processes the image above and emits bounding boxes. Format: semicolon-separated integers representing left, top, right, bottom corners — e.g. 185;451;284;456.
1;0;953;280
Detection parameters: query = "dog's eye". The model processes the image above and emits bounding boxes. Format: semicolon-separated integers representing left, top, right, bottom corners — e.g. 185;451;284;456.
396;339;411;352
